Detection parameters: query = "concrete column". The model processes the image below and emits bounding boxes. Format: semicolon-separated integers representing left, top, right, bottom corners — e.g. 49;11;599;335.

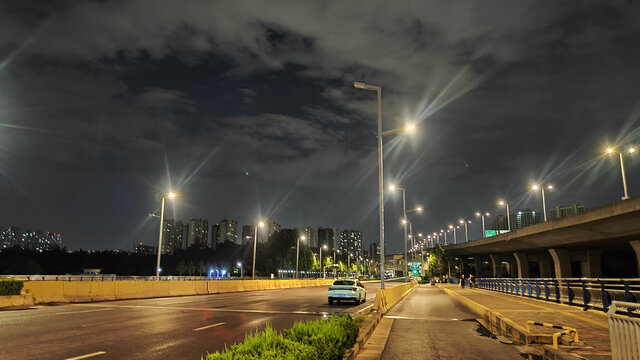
548;248;572;278
489;254;500;277
539;254;553;278
513;252;529;278
584;249;602;278
629;241;640;277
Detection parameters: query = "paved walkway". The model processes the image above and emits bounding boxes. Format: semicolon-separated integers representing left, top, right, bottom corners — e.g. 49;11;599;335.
356;285;521;359
440;284;611;359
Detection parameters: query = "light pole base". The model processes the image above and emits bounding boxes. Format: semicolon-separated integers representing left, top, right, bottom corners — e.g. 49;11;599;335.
622;196;630;200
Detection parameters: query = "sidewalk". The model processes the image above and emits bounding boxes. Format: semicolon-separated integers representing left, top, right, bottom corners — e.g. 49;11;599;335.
439;284;611;359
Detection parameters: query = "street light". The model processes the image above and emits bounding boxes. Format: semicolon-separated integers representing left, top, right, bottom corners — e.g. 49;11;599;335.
531;184;553;222
606;146;636;200
448;224;457;244
498;200;511;232
156;192;177;281
355;81;415;289
237;262;243;278
296;235;306;279
459;219;471;242
320;244;327;278
252;220;265;280
475;212;490;238
389;184;423;281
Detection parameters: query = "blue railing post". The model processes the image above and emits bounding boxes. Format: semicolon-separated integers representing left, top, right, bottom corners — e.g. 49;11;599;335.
535;279;540;299
600;280;609;312
554;279;561;303
565;279;574;305
544;279;550;300
527;279;532;297
581;279;590;311
624;280;635;303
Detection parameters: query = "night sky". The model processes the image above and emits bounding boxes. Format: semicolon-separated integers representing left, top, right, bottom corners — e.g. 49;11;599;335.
1;1;639;252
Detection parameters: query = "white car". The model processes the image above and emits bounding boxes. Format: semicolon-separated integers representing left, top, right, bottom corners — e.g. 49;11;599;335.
328;279;366;304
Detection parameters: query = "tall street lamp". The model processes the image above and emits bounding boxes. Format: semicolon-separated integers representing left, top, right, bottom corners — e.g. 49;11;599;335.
252;220;265;280
475;212;490;238
296;235;306;279
459;219;471;242
156;192;176;281
354;81;415;289
389;184;423;281
607;147;636;200
320;244;327;278
448;224;457;244
498;200;511;232
532;184;553;221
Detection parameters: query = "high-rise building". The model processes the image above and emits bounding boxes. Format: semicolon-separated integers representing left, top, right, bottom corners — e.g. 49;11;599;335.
0;227;62;252
217;219;238;244
258;220;281;243
295;227;318;248
241;225;255;246
318;227;339;251
369;243;379;258
339;230;363;257
161;220;184;254
549;204;586;220
510;209;542;230
134;242;154;255
187;219;209;248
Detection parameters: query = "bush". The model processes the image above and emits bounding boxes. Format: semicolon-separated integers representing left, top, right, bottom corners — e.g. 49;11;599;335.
205;316;359;360
0;279;23;295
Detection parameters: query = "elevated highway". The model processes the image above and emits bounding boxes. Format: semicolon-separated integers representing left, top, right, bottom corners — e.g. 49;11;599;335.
442;197;640;278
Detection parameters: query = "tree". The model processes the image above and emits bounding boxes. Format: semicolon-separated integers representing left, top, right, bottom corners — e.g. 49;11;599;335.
176;259;186;276
427;243;447;278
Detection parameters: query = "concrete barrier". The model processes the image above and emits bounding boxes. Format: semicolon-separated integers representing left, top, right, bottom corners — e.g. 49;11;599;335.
11;278;335;306
0;294;34;307
374;281;417;314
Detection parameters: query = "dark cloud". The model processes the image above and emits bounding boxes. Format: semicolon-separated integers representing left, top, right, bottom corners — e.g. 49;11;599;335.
0;1;639;253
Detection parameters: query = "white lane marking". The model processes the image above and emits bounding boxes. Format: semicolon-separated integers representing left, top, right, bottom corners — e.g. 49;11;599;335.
70;303;330;316
56;308;113;315
64;351;106;360
386;315;461;321
354;304;373;315
193;322;226;331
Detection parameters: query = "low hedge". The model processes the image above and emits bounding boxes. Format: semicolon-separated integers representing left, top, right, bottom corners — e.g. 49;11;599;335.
206;315;359;360
0;279;24;295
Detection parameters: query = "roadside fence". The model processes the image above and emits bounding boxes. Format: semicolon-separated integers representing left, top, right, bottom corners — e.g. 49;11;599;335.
608;301;640;359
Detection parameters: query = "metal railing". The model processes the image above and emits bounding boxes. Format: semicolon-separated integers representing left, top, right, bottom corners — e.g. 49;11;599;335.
476;278;640;312
0;274;327;281
608;301;640;359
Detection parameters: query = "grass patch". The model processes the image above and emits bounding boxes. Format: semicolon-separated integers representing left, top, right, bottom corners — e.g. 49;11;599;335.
205;315;359;360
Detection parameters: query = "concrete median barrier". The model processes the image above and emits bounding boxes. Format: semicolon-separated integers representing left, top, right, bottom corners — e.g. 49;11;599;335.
374;281;418;314
89;281;116;302
0;294;34;307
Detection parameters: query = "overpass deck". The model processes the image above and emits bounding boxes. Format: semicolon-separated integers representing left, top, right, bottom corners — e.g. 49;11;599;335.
438;284;610;359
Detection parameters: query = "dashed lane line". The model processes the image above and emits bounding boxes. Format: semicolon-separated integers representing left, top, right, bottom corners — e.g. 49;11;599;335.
56;308;113;315
64;351;106;360
193;322;226;331
69;303;332;316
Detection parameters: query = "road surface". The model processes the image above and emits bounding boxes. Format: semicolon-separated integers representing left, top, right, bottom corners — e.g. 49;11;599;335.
0;280;392;360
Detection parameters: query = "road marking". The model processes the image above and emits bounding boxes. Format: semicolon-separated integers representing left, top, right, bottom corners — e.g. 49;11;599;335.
386;315;461;321
193;322;226;331
354;304;373;315
70;304;331;316
56;308;113;315
65;351;106;360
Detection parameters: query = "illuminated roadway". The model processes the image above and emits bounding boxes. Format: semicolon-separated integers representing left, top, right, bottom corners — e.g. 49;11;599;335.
0;280;402;360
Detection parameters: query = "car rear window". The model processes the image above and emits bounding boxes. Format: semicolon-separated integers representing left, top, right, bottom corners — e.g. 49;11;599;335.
333;280;354;286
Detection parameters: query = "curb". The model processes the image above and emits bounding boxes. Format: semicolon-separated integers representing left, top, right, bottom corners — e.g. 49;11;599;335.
436;285;585;360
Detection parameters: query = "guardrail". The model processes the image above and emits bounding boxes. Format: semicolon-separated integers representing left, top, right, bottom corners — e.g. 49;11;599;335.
0;274;329;281
476;277;640;312
608;301;640;360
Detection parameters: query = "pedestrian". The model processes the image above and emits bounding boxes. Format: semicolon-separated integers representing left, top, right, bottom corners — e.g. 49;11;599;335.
469;274;475;288
460;274;465;288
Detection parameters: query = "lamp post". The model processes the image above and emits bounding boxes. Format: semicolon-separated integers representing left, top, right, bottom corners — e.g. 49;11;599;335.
449;225;457;244
498;200;511;232
348;253;353;277
442;229;447;245
459;219;470;242
252;221;265;280
389;184;423;281
475;212;490;238
296;235;305;279
320;244;327;278
237;262;243;278
532;184;553;221
156;192;176;281
607;147;636;200
354;81;415;289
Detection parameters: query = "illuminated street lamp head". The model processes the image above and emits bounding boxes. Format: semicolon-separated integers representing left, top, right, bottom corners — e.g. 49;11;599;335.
498;200;506;206
167;192;176;199
401;218;407;225
418;233;423;237
485;212;490;217
300;235;306;240
388;184;396;192
607;147;614;154
258;221;265;228
237;262;241;267
459;219;464;224
416;205;423;213
630;147;637;154
448;225;453;229
547;185;553;190
323;245;327;249
404;123;416;133
531;184;539;191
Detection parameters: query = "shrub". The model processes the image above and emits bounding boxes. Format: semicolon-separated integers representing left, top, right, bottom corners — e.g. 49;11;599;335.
0;279;23;295
205;316;359;360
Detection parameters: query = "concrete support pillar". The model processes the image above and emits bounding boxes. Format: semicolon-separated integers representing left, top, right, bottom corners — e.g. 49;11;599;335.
489;254;500;277
513;252;529;278
507;257;517;277
539;254;553;278
548;248;572;278
629;241;640;277
585;249;602;278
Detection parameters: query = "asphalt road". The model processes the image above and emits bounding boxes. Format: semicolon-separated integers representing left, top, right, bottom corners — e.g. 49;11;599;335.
381;285;522;360
0;280;394;360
